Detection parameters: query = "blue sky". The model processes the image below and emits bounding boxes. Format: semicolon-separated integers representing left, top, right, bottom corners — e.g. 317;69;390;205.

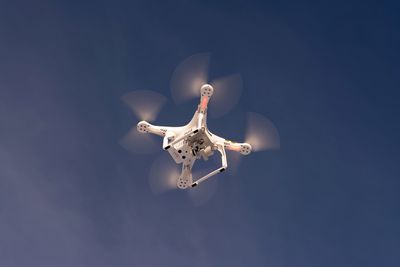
0;0;399;266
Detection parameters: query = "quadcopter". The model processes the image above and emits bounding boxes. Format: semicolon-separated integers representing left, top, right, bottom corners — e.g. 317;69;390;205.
137;83;252;189
121;53;280;190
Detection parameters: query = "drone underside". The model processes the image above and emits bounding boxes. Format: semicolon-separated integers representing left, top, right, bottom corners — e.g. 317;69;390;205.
137;84;252;189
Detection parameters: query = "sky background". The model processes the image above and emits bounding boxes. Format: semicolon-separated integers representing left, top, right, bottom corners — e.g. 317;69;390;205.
0;0;399;266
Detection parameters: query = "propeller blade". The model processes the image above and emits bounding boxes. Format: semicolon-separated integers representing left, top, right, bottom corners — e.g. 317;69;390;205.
170;53;210;103
170;53;243;116
121;90;167;122
120;90;166;154
223;113;280;173
245;112;280;152
119;126;160;154
149;153;179;194
209;74;243;117
225;150;243;176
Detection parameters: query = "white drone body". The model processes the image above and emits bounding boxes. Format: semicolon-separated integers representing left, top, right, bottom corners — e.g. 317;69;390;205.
137;84;252;189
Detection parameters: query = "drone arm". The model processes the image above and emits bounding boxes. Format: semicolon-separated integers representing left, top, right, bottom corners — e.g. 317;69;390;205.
137;121;167;136
138;121;180;150
191;144;227;187
224;141;252;155
197;112;204;129
196;84;213;129
194;96;209;129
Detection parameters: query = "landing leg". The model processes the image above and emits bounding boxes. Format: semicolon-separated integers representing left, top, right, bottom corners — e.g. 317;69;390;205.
191;145;227;187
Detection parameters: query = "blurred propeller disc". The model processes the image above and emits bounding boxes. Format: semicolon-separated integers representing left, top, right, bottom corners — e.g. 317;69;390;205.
120;90;166;154
119;127;159;154
170;53;243;117
209;74;243;117
245;112;280;152
225;150;243;176
149;153;179;194
170;53;210;103
223;112;280;174
121;90;167;122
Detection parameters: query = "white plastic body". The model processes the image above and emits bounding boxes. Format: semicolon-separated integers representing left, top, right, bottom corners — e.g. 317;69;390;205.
137;84;252;189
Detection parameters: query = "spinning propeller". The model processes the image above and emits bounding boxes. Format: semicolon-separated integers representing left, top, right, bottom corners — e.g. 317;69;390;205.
120;90;166;154
148;153;180;194
245;112;280;152
226;112;280;175
170;53;243;117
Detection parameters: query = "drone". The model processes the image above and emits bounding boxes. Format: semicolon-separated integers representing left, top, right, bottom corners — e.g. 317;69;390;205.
121;53;280;190
137;83;252;189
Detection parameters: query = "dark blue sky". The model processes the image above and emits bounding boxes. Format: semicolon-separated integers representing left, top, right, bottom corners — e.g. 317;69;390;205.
0;0;399;266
